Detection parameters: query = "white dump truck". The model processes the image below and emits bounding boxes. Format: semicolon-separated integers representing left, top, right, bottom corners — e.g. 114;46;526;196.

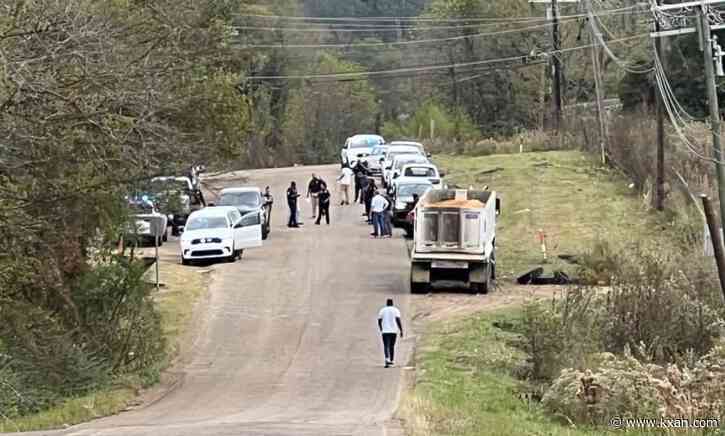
410;189;500;293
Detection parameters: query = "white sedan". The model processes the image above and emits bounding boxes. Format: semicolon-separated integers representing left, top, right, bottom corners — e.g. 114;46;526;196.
180;206;262;265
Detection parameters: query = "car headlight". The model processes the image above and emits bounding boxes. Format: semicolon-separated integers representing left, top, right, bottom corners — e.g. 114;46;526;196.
239;212;261;227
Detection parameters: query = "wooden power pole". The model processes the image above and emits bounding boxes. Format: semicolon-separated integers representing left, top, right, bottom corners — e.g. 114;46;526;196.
700;6;725;225
551;0;563;132
655;0;666;211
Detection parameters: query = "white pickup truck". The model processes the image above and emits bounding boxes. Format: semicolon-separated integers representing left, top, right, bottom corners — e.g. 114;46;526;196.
410;189;500;294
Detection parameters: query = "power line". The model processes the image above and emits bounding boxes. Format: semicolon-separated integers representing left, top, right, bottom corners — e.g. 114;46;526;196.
233;5;646;23
233;9;650;33
243;34;649;81
235;21;572;49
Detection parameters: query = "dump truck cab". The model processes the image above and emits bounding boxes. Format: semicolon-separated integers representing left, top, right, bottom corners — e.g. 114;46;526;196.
410;189;500;293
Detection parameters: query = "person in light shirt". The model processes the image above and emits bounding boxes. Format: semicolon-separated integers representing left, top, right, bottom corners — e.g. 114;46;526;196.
377;298;404;368
336;164;353;206
369;189;389;238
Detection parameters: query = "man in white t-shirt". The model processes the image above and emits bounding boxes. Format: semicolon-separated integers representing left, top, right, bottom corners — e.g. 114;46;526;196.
337;164;353;205
377;298;403;367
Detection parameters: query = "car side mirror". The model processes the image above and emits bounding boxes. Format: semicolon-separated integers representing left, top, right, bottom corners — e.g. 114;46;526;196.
439;172;446;177
426;152;432;158
394;173;399;179
208;202;215;207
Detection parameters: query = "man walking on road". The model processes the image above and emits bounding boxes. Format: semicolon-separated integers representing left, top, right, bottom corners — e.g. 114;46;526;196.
378;298;403;368
307;173;326;219
370;189;389;238
315;185;331;225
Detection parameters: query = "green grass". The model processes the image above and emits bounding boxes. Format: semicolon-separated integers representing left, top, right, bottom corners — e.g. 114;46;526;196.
435;150;658;280
401;309;655;436
0;262;209;433
400;150;680;436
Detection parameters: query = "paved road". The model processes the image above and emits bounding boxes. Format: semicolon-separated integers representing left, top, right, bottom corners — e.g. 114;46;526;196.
25;165;411;436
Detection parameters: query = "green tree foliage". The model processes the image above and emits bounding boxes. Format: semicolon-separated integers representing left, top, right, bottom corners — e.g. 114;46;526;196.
283;53;379;163
382;99;478;143
0;0;251;416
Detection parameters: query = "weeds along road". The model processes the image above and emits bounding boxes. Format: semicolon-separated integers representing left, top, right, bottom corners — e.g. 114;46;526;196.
27;164;411;436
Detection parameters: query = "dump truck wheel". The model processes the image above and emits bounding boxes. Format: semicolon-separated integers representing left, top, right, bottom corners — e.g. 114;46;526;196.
410;281;428;294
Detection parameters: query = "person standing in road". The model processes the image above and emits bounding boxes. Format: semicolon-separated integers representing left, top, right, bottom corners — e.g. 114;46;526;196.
287;182;301;228
364;179;377;224
337;164;353;206
353;161;371;204
382;191;393;238
378;298;403;368
370;189;389;238
263;186;274;225
307;174;326;219
316;185;331;225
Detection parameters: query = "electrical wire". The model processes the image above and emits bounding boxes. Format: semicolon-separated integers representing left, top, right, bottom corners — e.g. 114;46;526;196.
243;34;649;81
232;5;646;23
235;21;567;49
232;8;649;33
652;41;721;163
586;7;654;74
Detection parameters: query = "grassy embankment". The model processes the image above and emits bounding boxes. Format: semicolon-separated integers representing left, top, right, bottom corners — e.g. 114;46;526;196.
402;150;671;436
1;262;208;433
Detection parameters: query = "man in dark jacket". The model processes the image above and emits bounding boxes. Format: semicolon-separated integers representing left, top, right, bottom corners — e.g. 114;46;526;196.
306;174;327;219
287;182;301;228
315;185;331;225
353;161;371;204
364;179;377;224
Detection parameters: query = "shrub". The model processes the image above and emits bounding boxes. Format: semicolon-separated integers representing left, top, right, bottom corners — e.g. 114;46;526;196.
542;345;725;425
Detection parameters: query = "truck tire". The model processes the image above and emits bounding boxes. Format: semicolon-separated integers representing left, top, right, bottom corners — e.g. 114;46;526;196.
162;228;168;242
471;263;492;294
410;281;429;294
262;224;270;240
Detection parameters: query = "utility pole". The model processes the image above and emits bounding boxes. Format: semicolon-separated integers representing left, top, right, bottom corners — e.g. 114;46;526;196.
551;0;563;132
702;194;725;300
655;0;666;211
699;5;725;225
584;0;607;164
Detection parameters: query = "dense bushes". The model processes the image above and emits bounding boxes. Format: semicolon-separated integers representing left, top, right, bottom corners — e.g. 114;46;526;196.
0;254;164;418
518;240;725;426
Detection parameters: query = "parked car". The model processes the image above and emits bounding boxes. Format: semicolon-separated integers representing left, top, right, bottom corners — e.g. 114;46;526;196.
388;141;428;156
381;145;425;186
394;162;444;188
363;145;389;175
217;187;271;240
125;198;168;246
149;176;206;236
180;206;262;265
340;134;385;168
390;177;433;236
386;154;429;189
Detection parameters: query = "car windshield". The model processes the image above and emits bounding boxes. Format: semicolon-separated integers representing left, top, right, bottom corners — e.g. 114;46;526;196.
388;150;420;160
396;158;424;170
371;146;387;156
218;192;261;208
398;184;431;197
185;216;228;231
130;203;153;214
405;167;436;177
350;136;383;149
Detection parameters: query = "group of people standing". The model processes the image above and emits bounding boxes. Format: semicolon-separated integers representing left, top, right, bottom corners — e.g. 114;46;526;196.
283;162;394;239
286;173;331;227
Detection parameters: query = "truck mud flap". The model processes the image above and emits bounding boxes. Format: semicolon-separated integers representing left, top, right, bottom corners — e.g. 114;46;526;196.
468;263;489;284
411;262;430;283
